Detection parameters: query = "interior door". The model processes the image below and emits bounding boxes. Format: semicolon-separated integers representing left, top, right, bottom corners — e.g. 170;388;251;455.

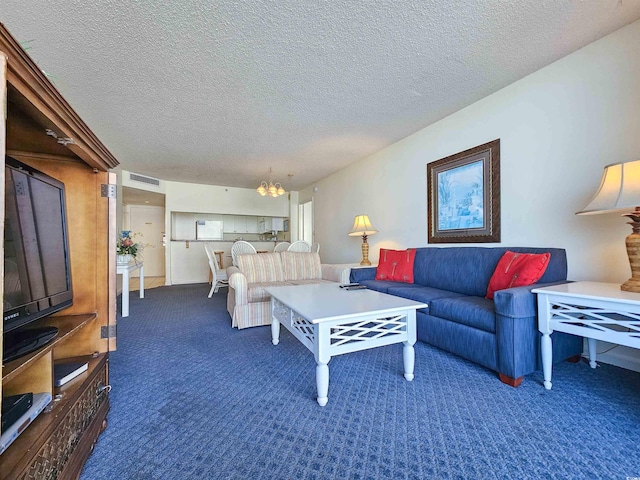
299;200;313;243
129;205;165;277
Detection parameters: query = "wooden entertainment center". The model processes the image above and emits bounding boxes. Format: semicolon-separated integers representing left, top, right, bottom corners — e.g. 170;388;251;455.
0;23;118;479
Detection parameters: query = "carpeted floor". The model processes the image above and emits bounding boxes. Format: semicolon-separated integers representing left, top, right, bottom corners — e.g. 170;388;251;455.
80;284;640;479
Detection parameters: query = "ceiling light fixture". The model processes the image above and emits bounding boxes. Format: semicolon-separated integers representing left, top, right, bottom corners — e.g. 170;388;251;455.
256;168;292;197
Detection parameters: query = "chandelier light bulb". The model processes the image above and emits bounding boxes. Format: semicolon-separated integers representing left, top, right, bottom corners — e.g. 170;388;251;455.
256;168;292;198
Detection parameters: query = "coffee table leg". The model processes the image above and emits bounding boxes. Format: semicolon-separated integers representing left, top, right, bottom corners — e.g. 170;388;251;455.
588;337;597;368
271;316;280;346
316;363;329;406
403;342;415;381
541;332;553;390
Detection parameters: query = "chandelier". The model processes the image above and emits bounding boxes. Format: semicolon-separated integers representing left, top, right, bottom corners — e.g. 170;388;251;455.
256;167;291;197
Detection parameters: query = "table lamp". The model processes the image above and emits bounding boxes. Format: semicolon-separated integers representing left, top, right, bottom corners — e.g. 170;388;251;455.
577;159;640;293
348;214;378;266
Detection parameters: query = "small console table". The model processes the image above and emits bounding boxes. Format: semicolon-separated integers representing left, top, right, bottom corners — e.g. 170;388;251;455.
533;281;640;390
116;261;144;317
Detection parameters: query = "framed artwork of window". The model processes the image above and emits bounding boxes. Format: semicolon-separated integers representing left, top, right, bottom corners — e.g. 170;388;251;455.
427;139;500;243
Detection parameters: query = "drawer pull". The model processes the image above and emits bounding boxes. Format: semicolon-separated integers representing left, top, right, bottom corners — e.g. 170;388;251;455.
97;383;112;397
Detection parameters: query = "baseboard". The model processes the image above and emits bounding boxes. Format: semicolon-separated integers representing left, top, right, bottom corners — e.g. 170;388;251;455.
583;342;640;373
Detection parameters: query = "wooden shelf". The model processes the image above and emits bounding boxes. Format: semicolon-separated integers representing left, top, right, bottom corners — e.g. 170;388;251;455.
54;353;105;399
0;354;109;480
2;313;97;384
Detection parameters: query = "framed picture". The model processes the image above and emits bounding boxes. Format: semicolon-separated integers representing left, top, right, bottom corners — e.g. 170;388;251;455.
427;139;500;243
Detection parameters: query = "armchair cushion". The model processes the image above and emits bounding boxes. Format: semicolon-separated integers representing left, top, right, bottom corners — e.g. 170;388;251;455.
247;281;290;303
281;251;322;281
237;252;284;283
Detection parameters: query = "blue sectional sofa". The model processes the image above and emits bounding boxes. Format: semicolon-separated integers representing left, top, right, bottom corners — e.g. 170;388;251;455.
349;246;582;386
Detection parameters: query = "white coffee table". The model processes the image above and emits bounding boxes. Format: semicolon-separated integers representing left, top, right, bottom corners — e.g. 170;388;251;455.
265;283;427;406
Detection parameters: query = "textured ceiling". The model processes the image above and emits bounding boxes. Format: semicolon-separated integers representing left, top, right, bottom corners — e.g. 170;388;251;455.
2;1;640;192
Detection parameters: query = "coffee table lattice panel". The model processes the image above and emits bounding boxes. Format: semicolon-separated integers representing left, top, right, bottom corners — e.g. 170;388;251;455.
330;315;406;346
292;314;315;348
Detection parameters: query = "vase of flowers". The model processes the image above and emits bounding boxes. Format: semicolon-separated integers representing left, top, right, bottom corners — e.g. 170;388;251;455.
116;254;132;265
116;231;141;265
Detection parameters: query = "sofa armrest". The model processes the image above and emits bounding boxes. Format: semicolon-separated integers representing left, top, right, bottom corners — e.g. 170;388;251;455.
493;281;570;318
227;268;248;306
349;266;377;283
321;264;351;284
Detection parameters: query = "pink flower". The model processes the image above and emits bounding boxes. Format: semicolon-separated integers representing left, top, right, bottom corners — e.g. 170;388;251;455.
123;238;133;247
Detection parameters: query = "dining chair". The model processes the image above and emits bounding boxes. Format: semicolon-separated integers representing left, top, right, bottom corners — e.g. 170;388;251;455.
204;243;228;297
231;240;257;266
274;242;291;252
287;240;312;252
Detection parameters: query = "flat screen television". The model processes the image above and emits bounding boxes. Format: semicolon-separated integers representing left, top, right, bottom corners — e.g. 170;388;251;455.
3;156;73;359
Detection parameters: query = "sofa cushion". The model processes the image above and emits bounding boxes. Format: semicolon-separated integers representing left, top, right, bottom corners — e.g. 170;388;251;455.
237;253;284;283
386;285;466;315
358;279;399;293
485;251;550;299
281;251;322;281
429;296;496;333
412;247;567;297
375;249;417;283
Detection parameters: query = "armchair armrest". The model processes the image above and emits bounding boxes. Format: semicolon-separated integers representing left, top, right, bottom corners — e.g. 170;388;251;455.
226;266;241;277
493;281;570;318
321;264;352;284
227;267;248;306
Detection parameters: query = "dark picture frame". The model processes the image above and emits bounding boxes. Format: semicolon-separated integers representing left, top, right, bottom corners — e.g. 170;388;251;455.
427;139;500;243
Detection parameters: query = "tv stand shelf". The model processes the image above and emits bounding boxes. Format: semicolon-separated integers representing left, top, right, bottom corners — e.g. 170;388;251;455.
3;313;98;383
0;354;109;480
1;23;118;480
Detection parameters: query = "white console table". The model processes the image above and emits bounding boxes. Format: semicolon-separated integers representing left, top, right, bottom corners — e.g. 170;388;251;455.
533;281;640;390
116;261;144;317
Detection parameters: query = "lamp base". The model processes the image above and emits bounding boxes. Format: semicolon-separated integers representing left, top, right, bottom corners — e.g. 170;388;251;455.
360;240;371;266
621;278;640;293
622;227;640;293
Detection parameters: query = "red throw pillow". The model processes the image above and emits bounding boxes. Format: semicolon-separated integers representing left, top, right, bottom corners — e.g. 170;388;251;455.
375;249;417;283
486;251;551;299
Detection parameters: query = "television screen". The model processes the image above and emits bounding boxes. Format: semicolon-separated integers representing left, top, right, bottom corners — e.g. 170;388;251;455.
3;156;73;334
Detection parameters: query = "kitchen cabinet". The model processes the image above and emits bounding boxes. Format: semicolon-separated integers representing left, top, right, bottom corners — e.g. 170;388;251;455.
223;215;235;233
246;216;259;233
259;216;285;233
224;215;258;234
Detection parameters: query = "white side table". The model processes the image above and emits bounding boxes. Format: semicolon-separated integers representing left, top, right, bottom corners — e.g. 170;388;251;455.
116;261;144;317
533;281;640;389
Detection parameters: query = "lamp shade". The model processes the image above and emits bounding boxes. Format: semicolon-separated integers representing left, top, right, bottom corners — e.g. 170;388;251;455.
577;160;640;215
348;215;378;236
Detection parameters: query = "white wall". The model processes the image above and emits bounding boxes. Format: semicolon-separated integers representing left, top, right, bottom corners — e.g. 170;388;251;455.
164;180;293;284
302;20;640;370
165;181;289;216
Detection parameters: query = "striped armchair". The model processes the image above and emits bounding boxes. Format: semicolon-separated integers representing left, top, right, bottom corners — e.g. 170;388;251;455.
226;252;350;329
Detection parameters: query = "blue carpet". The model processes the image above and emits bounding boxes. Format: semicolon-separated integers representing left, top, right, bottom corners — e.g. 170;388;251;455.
81;284;640;479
